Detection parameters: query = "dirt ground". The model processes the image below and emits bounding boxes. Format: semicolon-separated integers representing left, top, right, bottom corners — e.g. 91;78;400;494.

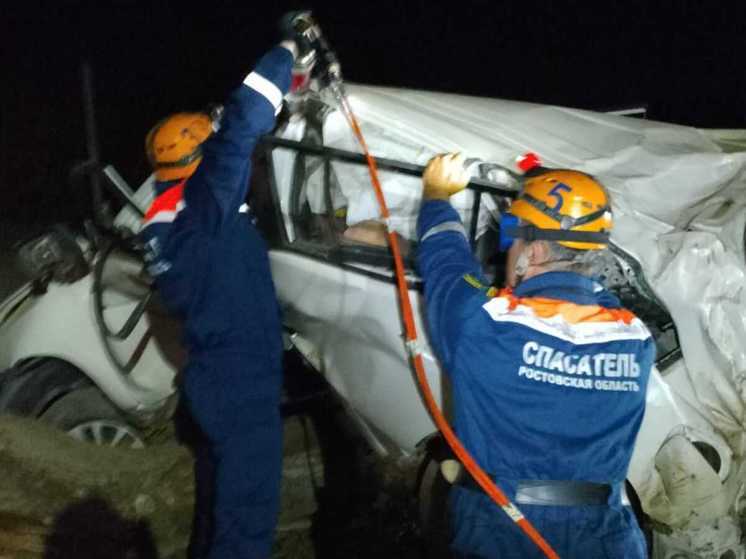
273;409;424;559
0;389;428;559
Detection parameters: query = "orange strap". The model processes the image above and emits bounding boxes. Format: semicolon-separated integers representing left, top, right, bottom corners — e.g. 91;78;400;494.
338;95;560;559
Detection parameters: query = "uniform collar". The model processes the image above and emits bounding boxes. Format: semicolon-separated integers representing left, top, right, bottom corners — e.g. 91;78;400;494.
513;271;620;308
154;179;183;197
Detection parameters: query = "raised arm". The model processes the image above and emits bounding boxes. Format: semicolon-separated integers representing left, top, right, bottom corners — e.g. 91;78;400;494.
416;154;490;364
180;43;296;233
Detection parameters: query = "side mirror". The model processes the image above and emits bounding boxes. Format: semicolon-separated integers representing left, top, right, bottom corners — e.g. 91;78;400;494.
17;226;89;285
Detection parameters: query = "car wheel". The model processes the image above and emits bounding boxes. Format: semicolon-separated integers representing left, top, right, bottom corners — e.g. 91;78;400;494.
417;448;454;559
40;386;145;449
0;358;92;417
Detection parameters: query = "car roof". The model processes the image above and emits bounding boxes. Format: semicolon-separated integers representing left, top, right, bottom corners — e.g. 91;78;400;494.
341;83;746;226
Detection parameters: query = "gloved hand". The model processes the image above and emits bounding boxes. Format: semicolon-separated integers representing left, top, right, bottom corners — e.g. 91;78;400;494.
279;11;343;88
423;153;470;200
279;11;322;58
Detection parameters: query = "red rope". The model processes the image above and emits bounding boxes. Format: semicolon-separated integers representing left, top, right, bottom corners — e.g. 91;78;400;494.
340;97;560;559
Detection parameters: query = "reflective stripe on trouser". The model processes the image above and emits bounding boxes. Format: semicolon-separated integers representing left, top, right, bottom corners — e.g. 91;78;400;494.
449;486;647;559
182;355;283;559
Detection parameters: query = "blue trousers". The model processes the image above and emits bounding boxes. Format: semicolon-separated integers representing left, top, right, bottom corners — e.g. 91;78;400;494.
450;486;647;559
182;352;283;559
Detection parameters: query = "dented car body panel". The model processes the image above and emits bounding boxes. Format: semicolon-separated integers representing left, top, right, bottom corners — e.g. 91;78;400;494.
265;84;746;557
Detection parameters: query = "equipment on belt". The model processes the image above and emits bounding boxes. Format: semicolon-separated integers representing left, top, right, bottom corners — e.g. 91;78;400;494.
507;169;613;250
145;112;213;182
318;22;561;559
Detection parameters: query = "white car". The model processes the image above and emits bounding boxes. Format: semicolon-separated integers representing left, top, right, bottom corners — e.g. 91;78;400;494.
1;84;745;559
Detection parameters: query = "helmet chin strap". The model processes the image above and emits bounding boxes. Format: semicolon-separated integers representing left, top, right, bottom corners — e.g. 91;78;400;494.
514;249;530;283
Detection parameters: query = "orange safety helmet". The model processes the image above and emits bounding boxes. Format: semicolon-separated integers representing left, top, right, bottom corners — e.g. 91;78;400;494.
509;169;613;250
145;113;213;182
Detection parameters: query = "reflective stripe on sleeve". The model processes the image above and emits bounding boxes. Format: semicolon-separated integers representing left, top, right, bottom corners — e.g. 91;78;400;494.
420;221;468;243
243;71;283;115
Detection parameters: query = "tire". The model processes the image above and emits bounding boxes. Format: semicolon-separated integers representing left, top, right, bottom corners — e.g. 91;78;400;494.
40;386;145;449
0;358;92;416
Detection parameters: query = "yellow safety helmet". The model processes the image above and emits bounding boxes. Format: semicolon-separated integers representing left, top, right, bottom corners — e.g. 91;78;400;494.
145;113;213;182
508;169;613;250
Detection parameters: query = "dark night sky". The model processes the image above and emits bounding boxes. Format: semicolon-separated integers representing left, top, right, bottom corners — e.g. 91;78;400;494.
3;1;746;225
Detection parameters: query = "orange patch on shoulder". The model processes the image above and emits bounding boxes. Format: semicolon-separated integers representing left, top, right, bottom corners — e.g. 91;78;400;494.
491;288;636;324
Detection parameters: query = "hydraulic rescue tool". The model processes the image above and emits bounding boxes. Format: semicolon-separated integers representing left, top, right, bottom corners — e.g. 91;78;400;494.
298;13;560;559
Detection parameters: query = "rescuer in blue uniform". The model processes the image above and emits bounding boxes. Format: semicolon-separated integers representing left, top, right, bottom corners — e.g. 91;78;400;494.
417;154;655;558
139;16;322;558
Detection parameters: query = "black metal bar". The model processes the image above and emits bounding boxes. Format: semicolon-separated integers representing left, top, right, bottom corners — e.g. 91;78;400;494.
264;143;291;245
81;61;112;228
323;157;334;218
469;192;481;248
262;136;518;197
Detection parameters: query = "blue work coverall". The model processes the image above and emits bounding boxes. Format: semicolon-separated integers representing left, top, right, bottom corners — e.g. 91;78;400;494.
140;45;293;558
417;200;656;558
